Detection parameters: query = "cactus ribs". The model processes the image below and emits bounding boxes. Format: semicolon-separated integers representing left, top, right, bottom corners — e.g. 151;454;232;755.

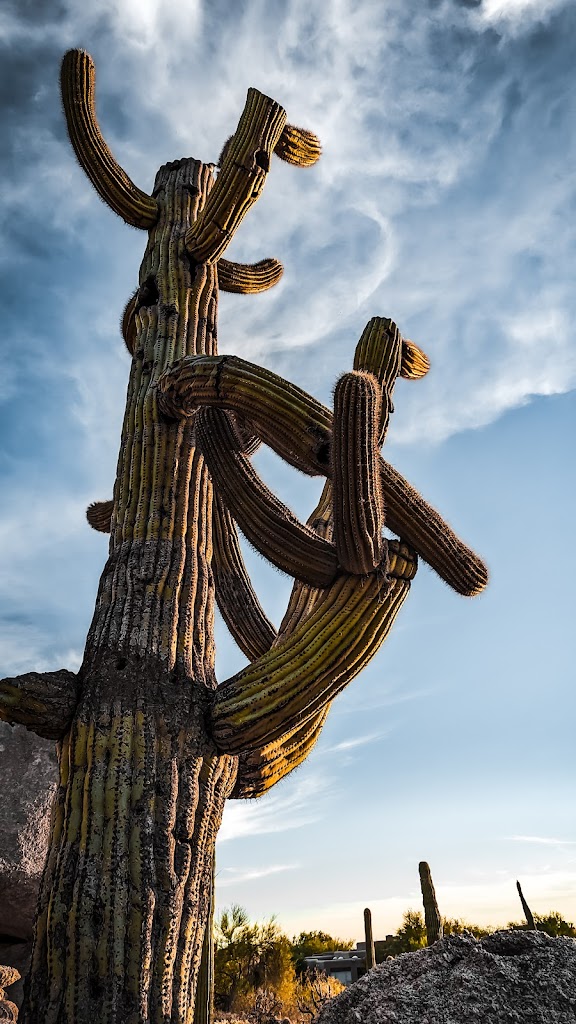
0;49;487;1024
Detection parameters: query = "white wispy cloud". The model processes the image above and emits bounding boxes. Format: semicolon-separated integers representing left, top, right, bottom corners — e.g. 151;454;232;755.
218;775;330;843
217;864;298;887
320;732;389;755
510;835;576;847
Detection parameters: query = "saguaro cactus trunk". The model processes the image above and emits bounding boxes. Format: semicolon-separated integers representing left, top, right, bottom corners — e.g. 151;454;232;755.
0;50;488;1024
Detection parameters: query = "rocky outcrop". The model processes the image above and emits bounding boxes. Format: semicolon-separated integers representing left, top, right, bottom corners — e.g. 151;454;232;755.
315;930;576;1023
0;965;20;1021
0;723;58;1006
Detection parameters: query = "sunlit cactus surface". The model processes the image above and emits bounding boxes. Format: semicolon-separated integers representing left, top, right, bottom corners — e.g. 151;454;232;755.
0;48;488;1024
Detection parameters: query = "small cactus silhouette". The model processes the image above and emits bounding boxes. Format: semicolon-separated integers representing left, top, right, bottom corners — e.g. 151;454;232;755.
0;49;487;1024
419;861;444;945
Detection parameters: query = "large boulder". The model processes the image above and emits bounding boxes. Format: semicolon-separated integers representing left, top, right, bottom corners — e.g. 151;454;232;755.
0;723;59;1007
315;930;576;1023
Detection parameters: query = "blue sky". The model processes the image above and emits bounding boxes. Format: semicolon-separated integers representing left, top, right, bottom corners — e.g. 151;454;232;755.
1;0;575;940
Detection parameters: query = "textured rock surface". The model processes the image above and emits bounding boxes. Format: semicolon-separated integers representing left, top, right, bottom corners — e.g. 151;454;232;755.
0;964;20;1021
0;723;58;941
0;724;58;1008
315;930;576;1024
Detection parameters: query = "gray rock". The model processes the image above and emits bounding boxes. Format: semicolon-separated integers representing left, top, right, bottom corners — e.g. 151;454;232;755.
0;723;58;942
315;930;576;1024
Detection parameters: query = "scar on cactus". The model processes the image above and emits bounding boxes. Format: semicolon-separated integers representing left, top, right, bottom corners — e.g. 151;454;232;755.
0;47;488;1024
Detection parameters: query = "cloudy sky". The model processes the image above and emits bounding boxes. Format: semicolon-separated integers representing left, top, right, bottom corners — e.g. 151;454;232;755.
1;0;575;940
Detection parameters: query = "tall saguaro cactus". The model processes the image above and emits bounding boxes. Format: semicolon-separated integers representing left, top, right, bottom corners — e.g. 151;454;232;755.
0;50;488;1024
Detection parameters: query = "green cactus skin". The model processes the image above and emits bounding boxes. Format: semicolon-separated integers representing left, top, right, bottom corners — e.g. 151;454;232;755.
86;499;114;533
0;46;487;1023
516;880;537;930
60;51;158;229
0;669;78;739
332;371;386;574
211;554;415;755
185;90;287;264
195;406;339;587
218;257;283;294
364;908;376;970
212;493;277;661
419;861;444;945
159;354;488;596
274;124;322;167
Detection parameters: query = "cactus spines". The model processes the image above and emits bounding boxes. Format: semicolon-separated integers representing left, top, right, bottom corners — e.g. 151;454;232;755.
0;669;78;738
159;353;488;595
274;124;322;167
364;908;376;970
231;707;330;799
218;257;284;294
419;861;444;945
400;338;430;380
212;493;277;662
60;50;159;228
196;406;339;587
211;564;412;755
0;48;488;1023
86;499;113;532
516;880;537;930
184;89;287;264
332;371;386;574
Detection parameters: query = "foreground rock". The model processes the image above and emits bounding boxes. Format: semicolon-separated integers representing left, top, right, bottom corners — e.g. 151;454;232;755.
0;723;58;1007
315;930;576;1023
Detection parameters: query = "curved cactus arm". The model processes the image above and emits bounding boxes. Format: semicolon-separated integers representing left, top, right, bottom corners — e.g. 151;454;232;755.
87;499;113;533
231;707;329;799
277;480;334;639
185;89;287;264
217;257;284;294
274;124;322;167
158;353;330;477
210;545;416;756
196;407;338;588
332;371;386;574
212;492;277;661
61;50;159;229
158;354;488;596
0;669;79;739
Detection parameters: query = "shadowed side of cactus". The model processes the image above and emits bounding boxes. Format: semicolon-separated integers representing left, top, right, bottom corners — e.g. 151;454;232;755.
0;47;487;1024
419;861;444;945
516;880;537;930
364;909;375;970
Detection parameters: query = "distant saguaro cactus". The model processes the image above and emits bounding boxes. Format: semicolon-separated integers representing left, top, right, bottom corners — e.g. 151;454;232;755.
0;49;487;1024
419;861;444;945
516;880;537;930
364;908;376;970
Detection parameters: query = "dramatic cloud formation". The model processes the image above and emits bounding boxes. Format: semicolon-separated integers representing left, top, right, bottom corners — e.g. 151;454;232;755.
1;0;574;934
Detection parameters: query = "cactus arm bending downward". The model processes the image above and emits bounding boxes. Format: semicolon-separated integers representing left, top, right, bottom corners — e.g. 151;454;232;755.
210;542;416;755
195;407;339;587
158;354;488;596
212;493;278;662
0;669;78;738
60;50;159;228
218;257;284;294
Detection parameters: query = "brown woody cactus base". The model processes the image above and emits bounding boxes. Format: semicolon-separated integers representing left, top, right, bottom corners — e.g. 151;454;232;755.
0;49;487;1024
